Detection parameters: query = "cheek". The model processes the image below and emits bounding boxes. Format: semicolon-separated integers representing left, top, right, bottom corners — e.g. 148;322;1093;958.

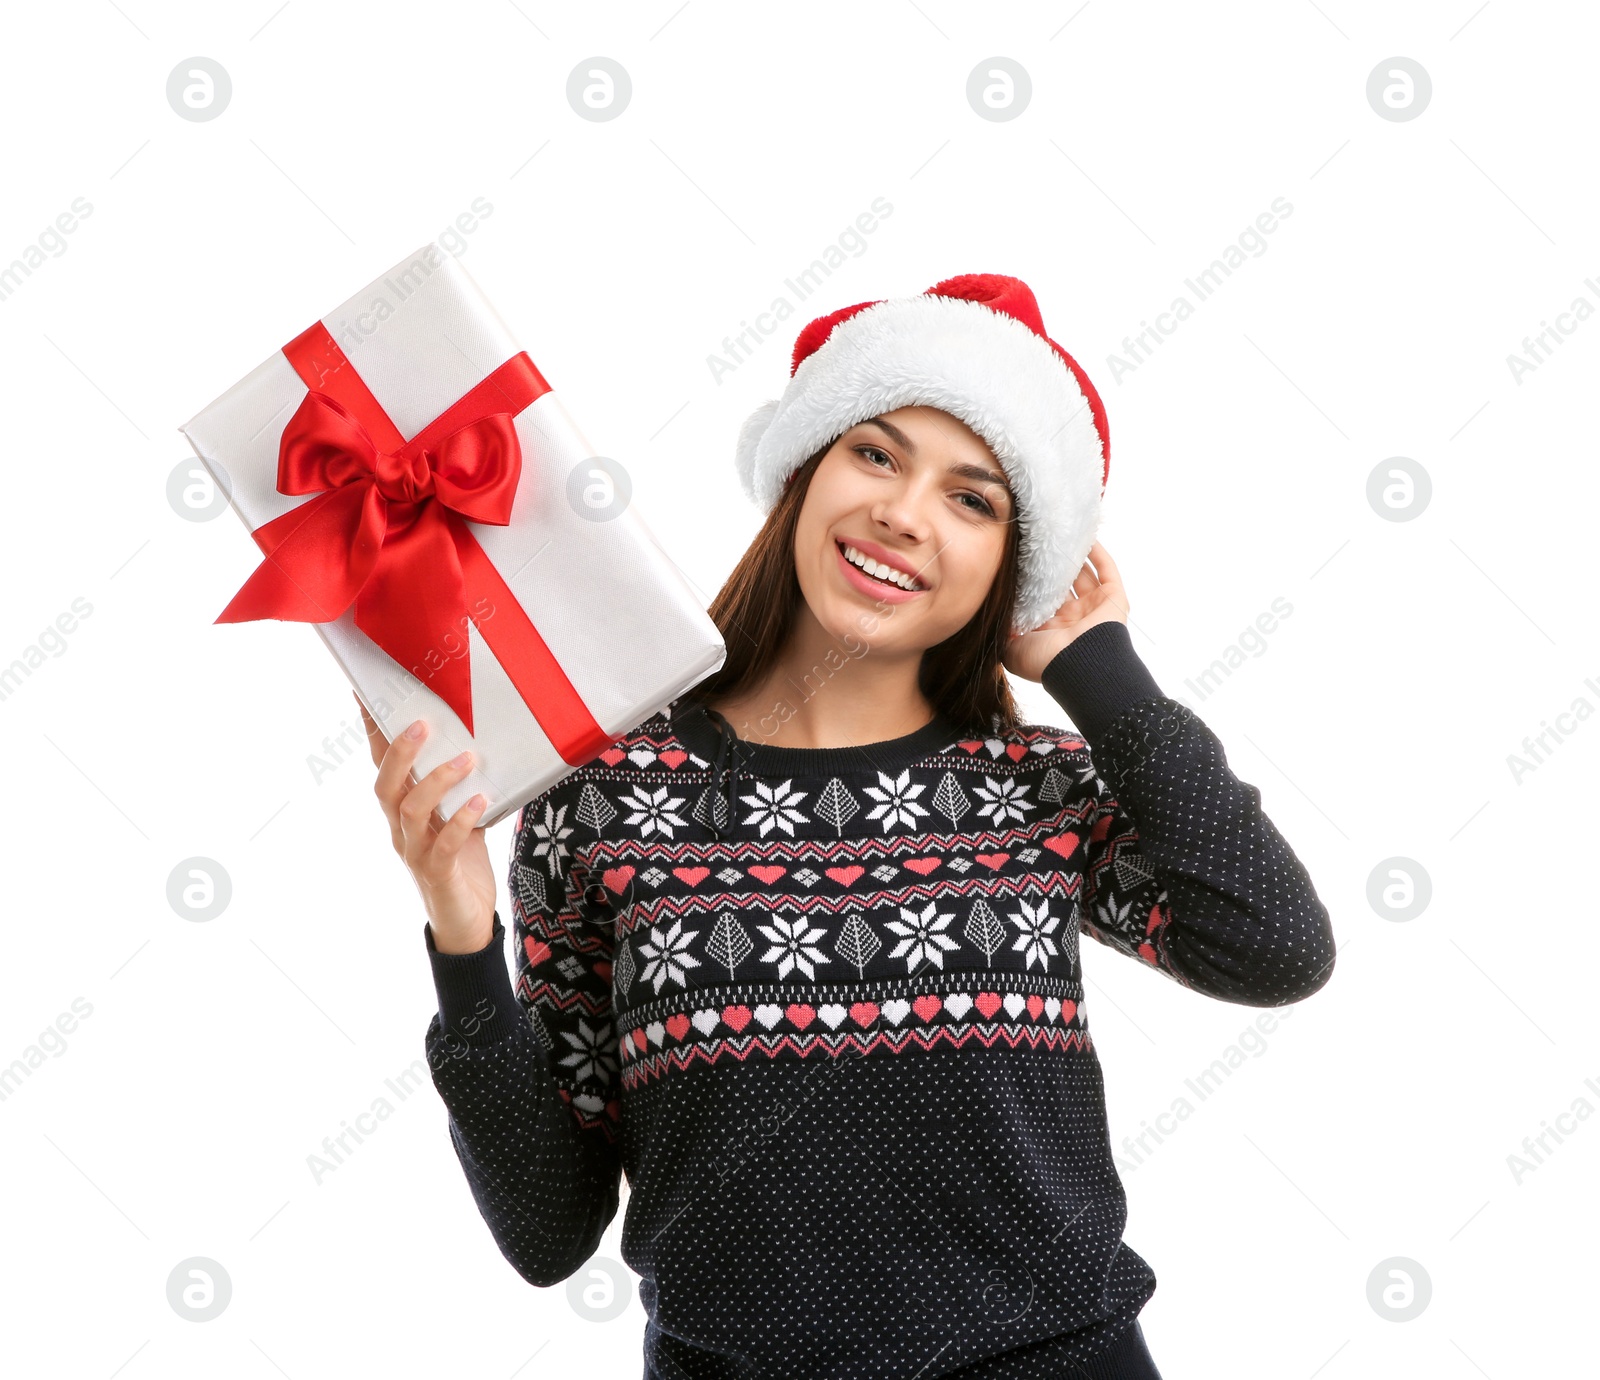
793;511;834;581
794;475;848;548
938;531;1005;606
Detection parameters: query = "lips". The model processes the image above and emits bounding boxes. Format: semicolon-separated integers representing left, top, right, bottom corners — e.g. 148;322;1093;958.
834;540;929;602
840;537;926;585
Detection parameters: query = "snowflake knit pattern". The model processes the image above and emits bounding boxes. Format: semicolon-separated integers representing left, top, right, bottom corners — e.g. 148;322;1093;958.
422;620;1336;1380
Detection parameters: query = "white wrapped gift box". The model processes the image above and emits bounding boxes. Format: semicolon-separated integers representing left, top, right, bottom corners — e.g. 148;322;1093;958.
180;244;725;829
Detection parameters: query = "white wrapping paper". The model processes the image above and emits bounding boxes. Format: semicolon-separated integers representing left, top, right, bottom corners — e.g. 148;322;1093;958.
180;244;725;829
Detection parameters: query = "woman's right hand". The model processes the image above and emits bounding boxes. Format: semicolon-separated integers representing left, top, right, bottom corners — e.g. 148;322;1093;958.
356;693;496;955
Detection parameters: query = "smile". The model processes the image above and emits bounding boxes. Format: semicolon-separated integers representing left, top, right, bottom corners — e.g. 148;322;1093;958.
834;540;930;599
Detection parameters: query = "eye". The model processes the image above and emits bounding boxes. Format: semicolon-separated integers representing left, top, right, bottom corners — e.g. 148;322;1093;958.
956;491;997;517
856;445;1000;518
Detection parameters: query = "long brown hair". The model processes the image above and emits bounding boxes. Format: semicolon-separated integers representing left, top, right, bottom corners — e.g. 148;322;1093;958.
682;437;1023;738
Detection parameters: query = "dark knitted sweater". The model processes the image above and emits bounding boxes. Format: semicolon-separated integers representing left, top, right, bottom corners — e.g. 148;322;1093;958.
422;620;1336;1379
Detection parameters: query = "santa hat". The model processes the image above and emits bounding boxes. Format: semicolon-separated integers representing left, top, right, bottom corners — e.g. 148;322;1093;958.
733;273;1110;636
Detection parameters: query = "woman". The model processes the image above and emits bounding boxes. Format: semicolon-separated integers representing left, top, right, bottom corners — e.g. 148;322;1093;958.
365;275;1336;1379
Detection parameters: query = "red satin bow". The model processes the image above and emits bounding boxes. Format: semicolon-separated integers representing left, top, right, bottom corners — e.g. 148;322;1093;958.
216;388;521;732
215;322;612;764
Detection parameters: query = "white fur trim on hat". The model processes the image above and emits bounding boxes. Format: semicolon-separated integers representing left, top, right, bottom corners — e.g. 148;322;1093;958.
733;293;1103;635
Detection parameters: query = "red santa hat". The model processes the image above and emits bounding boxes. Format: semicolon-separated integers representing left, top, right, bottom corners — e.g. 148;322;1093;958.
733;273;1110;636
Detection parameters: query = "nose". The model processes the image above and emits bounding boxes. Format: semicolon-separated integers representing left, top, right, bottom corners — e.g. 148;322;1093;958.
871;474;934;545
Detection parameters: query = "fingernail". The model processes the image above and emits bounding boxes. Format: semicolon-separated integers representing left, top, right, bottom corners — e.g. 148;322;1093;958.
406;720;425;739
468;794;486;809
450;750;471;768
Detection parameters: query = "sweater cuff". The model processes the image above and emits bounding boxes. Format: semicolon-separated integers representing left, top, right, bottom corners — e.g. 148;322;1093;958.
424;911;526;1048
1040;620;1165;746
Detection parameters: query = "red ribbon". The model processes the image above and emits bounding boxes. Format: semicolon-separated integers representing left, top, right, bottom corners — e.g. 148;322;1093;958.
216;321;612;762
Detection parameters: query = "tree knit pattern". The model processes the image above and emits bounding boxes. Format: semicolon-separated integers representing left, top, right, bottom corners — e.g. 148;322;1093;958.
421;621;1336;1380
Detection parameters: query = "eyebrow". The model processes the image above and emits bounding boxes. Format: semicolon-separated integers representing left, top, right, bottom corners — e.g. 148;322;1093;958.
861;416;1014;501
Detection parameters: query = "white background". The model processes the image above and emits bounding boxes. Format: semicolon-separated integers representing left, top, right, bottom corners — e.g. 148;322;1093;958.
1;2;1594;1376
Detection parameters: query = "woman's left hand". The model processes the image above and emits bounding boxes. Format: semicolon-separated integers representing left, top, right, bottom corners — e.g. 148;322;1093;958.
1002;541;1131;684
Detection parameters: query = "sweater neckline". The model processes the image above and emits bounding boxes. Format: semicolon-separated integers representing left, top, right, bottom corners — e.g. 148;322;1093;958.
669;699;961;778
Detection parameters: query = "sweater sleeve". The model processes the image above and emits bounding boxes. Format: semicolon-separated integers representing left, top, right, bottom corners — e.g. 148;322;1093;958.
1039;619;1336;1006
422;784;623;1287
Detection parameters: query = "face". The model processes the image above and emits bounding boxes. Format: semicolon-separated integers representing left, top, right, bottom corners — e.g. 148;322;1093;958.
791;405;1015;656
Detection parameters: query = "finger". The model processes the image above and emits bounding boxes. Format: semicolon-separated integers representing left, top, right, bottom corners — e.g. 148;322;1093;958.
398;750;478;869
1086;540;1120;584
355;693;387;769
1087;545;1129;610
422;791;490;876
373;718;432;837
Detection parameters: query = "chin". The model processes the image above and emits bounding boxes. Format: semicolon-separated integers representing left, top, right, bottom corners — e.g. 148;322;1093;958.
809;592;933;656
799;558;967;654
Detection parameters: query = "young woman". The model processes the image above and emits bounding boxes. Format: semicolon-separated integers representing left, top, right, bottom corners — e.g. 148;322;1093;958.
364;275;1336;1379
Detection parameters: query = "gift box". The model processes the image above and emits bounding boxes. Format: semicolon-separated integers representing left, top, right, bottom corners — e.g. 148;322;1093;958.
180;243;726;829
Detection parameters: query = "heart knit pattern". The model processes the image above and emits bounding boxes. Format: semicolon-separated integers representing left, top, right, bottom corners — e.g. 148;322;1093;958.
421;622;1336;1379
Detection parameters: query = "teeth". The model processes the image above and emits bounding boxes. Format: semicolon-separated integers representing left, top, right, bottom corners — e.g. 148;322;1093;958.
842;543;924;591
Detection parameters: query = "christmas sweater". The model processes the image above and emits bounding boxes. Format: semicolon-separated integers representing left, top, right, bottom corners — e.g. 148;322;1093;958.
421;620;1336;1380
